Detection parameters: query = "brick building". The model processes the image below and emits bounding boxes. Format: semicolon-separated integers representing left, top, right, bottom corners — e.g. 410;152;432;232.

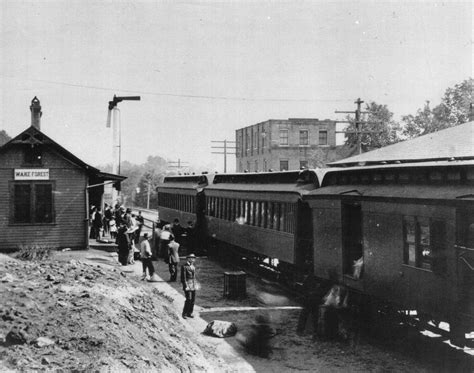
235;118;337;172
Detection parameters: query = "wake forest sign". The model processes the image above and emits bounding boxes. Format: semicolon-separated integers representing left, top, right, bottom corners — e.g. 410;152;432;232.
14;169;50;180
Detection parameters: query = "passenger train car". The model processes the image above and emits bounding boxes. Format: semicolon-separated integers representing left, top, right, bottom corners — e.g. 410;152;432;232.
156;164;473;345
156;173;212;227
306;160;474;346
203;169;323;276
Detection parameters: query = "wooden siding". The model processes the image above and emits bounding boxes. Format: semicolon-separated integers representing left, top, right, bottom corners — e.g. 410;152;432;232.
0;145;88;251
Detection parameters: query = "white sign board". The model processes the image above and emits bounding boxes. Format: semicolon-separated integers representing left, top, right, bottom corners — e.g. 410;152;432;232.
14;169;50;180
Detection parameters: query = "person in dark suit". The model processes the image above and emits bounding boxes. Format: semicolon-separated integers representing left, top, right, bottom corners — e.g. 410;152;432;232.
180;253;197;319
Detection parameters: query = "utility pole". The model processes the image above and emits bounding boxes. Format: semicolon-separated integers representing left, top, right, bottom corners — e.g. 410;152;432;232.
335;98;381;155
168;159;189;173
211;140;236;173
146;179;151;209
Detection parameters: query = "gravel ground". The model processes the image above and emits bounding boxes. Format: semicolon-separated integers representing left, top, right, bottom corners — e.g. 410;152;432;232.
0;248;472;372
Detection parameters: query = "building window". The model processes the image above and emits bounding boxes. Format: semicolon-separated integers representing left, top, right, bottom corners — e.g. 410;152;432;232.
299;130;309;146
254;160;258;172
403;216;445;271
319;130;328;145
279;129;288;146
12;182;54;224
280;160;289;171
300;160;308;169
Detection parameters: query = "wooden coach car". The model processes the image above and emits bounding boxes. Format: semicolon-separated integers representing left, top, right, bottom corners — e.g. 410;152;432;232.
306;160;474;345
156;174;211;226
203;170;323;275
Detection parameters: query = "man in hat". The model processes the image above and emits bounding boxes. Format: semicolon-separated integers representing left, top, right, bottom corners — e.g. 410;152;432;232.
180;253;197;319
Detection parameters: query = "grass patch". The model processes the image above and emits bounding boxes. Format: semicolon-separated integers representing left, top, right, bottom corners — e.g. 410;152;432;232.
16;244;55;261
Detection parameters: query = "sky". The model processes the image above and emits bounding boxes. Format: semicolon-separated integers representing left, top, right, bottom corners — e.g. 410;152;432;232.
1;1;472;173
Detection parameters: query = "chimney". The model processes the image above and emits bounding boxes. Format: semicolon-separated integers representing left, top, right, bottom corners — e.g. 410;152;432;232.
469;103;474;122
30;96;42;130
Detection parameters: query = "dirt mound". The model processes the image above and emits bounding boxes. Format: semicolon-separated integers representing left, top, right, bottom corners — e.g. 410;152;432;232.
0;254;213;372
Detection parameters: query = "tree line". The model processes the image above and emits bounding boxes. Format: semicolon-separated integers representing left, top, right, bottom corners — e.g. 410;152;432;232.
0;78;471;207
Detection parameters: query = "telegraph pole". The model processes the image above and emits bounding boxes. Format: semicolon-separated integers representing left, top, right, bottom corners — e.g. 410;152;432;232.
335;98;381;154
211;140;236;173
168;159;189;173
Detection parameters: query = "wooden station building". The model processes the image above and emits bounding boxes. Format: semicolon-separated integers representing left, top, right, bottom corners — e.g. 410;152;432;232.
0;97;125;251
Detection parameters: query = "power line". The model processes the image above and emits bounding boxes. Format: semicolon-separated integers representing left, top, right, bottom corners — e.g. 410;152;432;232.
6;75;351;103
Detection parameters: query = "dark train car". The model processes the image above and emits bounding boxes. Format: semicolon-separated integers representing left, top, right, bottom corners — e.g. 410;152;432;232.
156;174;212;225
203;169;322;273
305;160;474;345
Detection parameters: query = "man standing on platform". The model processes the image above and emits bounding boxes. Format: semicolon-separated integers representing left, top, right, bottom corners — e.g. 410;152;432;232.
181;253;197;319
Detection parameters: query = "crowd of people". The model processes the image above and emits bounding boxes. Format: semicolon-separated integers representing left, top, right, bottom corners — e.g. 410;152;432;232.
90;207;199;319
89;203;145;265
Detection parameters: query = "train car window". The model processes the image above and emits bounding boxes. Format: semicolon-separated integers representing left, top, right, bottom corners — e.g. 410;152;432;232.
431;219;447;274
360;173;370;184
403;216;440;271
262;201;268;228
209;197;215;217
447;170;461;182
257;202;263;227
466;168;474;182
244;200;249;224
280;203;286;232
372;173;383;183
418;217;432;270
268;203;274;229
249;201;254;226
384;172;396;183
275;203;281;231
399;172;410;183
429;171;444;182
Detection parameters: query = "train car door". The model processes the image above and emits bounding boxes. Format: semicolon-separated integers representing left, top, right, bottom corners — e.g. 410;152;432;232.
341;201;363;277
453;207;474;345
295;200;313;272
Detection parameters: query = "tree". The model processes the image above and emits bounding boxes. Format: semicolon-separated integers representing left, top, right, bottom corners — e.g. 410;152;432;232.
402;78;473;139
344;102;400;152
0;130;11;146
401;101;437;139
134;169;165;208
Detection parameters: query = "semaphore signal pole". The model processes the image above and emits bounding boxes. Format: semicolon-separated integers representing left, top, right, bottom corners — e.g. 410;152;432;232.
211;139;236;173
335;98;381;155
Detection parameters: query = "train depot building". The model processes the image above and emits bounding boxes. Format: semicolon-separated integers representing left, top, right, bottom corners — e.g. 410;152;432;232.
0;98;125;251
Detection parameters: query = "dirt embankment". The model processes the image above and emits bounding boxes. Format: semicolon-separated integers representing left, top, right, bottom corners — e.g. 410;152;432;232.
0;254;217;372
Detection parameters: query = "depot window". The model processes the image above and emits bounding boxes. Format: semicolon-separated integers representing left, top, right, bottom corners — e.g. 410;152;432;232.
11;182;54;224
403;216;446;271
